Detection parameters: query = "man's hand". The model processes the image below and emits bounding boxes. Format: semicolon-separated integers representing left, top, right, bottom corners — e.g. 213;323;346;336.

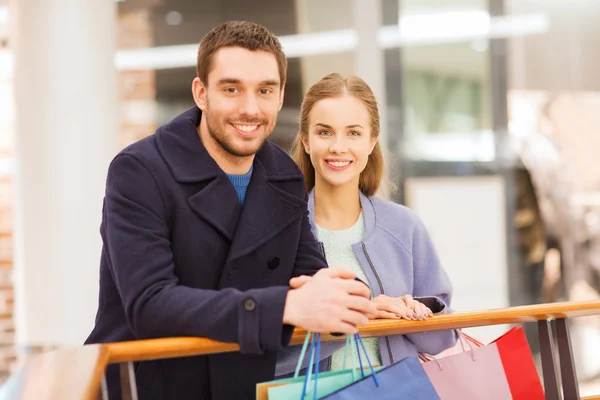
283;268;376;335
289;275;311;289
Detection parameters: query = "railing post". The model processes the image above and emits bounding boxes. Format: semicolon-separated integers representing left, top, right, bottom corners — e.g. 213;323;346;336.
100;373;109;400
120;362;139;400
555;318;580;400
538;319;562;400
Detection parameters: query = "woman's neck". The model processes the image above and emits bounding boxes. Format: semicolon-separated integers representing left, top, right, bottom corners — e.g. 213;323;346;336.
313;180;361;230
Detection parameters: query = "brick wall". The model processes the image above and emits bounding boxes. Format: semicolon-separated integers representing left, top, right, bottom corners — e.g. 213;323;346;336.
118;9;157;148
0;39;16;382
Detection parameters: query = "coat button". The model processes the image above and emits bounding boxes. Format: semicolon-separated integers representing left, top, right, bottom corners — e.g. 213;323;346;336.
268;256;280;270
244;299;256;312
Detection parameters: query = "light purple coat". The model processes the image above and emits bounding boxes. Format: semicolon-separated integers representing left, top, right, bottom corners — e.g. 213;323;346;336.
275;190;458;376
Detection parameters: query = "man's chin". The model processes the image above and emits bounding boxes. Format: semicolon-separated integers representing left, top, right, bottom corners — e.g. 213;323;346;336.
223;139;267;158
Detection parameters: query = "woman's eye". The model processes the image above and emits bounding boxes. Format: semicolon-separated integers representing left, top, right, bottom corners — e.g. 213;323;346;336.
349;131;361;136
318;130;332;136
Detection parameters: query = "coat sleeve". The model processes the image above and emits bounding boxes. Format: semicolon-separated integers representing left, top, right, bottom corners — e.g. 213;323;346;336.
290;193;328;278
404;217;458;355
103;154;292;354
274;191;328;345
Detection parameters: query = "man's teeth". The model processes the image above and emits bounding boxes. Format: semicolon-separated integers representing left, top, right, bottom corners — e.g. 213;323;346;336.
233;124;258;132
328;161;350;167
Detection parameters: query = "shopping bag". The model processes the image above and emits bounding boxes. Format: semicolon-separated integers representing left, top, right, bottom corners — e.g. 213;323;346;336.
321;337;440;400
420;332;513;399
493;326;545;400
420;326;544;400
256;333;379;400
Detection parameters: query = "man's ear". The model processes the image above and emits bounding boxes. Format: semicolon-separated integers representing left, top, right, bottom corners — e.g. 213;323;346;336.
278;87;285;111
192;77;207;110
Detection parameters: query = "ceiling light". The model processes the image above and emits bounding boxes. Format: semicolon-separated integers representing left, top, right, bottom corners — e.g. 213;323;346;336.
165;11;182;26
114;12;549;70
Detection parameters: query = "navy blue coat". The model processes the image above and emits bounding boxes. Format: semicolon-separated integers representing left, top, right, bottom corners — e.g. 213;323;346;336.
85;106;327;399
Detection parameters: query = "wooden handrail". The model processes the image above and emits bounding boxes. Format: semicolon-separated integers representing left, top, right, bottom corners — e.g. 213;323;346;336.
0;345;109;400
106;300;600;364
4;300;600;400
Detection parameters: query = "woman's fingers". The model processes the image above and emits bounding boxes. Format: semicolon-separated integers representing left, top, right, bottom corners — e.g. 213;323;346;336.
376;301;414;320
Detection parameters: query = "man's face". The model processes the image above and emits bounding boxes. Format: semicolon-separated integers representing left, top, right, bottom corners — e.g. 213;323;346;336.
194;46;284;158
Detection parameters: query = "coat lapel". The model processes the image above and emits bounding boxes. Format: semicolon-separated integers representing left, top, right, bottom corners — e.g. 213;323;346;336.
187;176;242;240
227;159;305;262
155;106;242;240
155;105;306;252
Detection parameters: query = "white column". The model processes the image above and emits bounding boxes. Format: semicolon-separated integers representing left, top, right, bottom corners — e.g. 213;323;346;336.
10;0;118;347
353;0;389;196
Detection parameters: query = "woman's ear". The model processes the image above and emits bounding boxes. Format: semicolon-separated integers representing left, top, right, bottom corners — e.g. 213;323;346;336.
369;136;379;155
301;135;310;154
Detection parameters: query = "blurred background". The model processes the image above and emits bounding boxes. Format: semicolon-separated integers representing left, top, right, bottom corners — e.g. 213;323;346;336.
1;0;600;394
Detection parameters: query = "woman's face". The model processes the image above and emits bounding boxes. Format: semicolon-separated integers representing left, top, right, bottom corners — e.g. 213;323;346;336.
303;95;377;190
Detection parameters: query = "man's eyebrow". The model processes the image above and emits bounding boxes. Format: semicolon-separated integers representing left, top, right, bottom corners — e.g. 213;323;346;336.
215;78;280;87
260;80;280;87
216;78;241;85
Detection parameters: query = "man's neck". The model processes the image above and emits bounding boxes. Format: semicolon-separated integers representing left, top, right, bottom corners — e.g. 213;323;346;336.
313;179;361;230
197;120;254;175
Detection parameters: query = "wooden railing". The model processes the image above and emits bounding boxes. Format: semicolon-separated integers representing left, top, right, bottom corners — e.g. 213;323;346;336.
3;300;600;400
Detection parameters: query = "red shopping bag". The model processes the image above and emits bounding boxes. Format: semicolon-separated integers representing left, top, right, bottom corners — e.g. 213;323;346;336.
492;325;545;400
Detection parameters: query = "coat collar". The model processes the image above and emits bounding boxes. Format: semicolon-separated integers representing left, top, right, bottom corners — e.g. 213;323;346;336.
155;106;221;183
155;105;303;183
156;106;306;261
307;189;377;241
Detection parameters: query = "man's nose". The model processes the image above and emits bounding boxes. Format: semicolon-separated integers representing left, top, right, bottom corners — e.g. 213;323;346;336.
239;93;260;116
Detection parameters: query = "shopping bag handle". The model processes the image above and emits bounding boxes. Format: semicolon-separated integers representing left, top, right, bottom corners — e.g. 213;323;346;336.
299;333;380;399
300;333;352;399
418;330;482;366
294;332;314;378
294;332;358;379
354;333;380;387
301;333;319;400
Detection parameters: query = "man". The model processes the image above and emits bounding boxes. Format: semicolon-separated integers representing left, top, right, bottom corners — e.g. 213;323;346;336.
85;20;375;399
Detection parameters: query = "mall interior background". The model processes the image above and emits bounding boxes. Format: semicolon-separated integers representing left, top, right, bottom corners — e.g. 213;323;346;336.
1;0;600;393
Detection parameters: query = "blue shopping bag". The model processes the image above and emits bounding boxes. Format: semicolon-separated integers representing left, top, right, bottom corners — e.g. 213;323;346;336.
263;333;379;400
264;333;378;400
321;336;441;400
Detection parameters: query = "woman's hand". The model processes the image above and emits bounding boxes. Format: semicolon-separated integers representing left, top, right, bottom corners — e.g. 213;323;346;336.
399;294;433;320
368;294;433;320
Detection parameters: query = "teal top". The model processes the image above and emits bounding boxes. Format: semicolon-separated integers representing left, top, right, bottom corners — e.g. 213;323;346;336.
316;212;382;370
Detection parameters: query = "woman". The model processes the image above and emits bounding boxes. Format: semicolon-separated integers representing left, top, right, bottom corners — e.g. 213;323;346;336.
276;73;457;376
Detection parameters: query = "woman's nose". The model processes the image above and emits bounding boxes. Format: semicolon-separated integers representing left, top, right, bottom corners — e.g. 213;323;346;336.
329;138;348;154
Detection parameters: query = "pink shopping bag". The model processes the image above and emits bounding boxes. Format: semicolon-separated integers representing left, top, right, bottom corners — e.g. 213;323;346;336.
420;327;544;400
420;333;513;400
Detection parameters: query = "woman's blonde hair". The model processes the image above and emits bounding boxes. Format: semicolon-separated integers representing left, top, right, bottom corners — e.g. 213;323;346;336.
291;73;384;196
